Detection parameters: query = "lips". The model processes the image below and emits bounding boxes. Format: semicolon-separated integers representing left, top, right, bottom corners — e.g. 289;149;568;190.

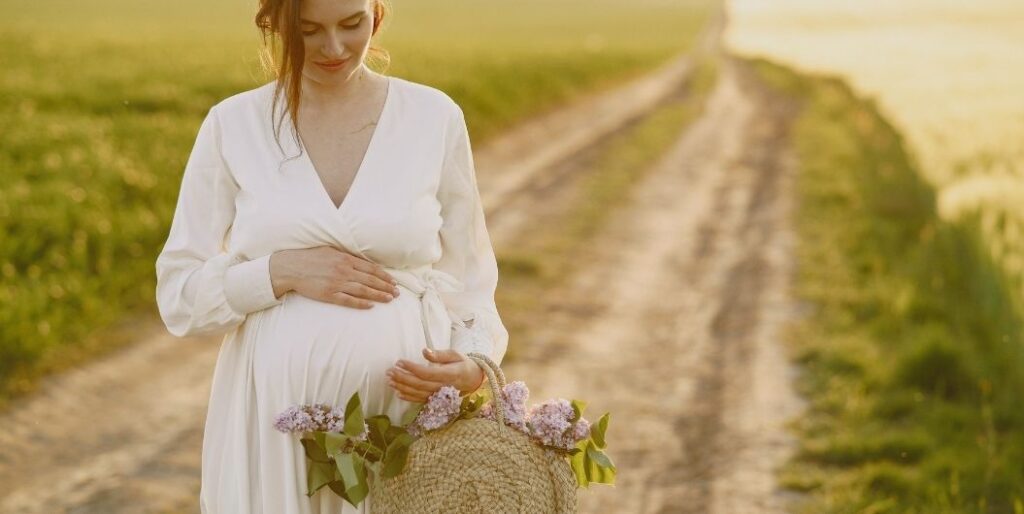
315;59;349;72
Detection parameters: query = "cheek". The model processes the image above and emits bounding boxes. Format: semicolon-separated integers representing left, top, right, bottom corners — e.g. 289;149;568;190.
347;27;374;50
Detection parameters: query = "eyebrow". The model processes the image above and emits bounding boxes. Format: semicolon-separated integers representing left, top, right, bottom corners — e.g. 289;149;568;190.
299;11;366;25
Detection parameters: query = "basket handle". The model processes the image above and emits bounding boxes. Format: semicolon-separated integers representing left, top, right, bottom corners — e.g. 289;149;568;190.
466;352;507;426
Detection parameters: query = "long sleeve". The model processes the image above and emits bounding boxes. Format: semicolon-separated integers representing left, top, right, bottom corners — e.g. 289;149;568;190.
435;102;510;365
155;105;283;338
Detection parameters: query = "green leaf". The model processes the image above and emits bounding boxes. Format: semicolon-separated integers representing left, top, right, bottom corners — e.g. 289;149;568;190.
381;432;414;478
349;452;370;504
586;444;614;469
324;432;349;456
570;399;587;422
570;441;589;487
327;480;348;500
336;452;359;489
385;425;407;442
306;460;334;496
343;392;366;438
588;458;616;485
301;436;332;463
327;453;370;507
365;415;392;454
460;392;486;418
400;402;425;426
584;441;616;485
591;412;610;449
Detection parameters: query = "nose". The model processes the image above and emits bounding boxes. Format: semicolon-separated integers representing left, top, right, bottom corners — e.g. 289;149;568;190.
321;30;345;59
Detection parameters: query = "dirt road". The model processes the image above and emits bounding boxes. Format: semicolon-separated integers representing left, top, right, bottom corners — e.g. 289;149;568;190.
0;50;805;513
502;59;806;513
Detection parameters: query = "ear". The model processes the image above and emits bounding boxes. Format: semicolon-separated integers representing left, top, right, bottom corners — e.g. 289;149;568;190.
371;1;385;35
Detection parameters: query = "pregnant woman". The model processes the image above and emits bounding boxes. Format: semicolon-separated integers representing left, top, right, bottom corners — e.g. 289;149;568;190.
154;0;509;512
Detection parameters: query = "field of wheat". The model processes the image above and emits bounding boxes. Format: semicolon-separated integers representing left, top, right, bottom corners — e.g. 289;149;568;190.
725;0;1024;291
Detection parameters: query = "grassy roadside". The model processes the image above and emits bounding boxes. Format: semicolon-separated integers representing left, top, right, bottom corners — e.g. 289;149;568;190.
749;59;1024;513
496;60;718;358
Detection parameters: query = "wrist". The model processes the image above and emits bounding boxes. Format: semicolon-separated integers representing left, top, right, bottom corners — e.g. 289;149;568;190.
269;250;295;298
461;360;485;394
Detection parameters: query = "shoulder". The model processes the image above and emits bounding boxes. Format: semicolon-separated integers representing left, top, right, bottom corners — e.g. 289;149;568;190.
388;75;465;121
207;81;278;122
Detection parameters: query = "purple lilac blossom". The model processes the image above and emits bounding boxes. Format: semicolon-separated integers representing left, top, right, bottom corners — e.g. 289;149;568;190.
479;381;530;433
274;404;368;440
526;398;591;451
572;417;591;441
411;385;462;433
273;405;317;433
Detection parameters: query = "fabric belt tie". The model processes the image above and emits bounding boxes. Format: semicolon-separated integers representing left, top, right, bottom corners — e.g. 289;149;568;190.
385;267;463;351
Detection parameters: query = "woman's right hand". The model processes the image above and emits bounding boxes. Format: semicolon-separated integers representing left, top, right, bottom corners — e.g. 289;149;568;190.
268;246;401;309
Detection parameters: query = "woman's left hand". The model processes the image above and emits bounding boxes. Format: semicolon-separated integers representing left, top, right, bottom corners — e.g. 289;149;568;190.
386;348;485;402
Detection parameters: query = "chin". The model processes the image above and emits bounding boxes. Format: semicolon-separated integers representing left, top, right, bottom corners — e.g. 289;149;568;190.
306;62;360;85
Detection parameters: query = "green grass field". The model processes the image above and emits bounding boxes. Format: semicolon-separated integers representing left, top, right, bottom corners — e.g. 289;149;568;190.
752;59;1024;513
0;0;716;401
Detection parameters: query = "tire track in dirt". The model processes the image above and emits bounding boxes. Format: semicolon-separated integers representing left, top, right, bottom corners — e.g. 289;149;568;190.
500;58;806;513
0;46;714;513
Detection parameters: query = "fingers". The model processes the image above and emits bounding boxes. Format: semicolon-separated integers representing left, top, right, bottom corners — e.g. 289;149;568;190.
351;269;401;299
423;348;464;364
387;367;446;402
394;358;453;384
346;254;399;289
338;280;395;304
328;291;374;309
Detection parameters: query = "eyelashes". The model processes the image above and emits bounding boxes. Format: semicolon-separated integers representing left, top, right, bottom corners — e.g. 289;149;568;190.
301;18;364;37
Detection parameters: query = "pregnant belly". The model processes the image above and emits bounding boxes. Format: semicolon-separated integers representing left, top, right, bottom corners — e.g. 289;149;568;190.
248;292;429;411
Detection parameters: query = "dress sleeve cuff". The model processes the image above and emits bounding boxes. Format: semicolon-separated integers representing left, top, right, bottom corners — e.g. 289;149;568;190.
450;318;496;360
224;254;283;315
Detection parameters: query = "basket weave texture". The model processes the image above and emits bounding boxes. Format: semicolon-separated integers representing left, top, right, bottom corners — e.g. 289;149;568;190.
370;353;578;513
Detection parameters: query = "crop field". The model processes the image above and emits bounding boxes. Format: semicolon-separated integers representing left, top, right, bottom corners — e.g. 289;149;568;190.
725;0;1024;298
0;0;716;397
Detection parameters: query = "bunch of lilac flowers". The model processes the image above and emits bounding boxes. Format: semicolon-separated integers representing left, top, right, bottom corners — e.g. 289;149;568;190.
408;385;463;436
526;399;591;451
475;382;591;451
273;403;368;440
479;380;529;431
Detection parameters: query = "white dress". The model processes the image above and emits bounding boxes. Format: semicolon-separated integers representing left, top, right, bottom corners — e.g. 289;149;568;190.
154;75;509;514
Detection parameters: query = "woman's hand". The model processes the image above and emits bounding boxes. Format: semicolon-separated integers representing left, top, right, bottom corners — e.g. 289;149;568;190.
269;246;401;309
386;348;485;402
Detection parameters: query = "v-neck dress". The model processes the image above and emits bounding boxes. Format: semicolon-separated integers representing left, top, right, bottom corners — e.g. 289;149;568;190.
154;75;509;514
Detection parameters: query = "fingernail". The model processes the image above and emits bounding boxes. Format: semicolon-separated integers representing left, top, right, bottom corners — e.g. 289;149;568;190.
385;294;393;301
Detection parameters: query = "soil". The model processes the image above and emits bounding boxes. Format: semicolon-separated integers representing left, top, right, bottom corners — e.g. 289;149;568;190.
502;58;807;514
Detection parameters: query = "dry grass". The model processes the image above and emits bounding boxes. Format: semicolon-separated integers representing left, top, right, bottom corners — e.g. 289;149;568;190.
725;0;1024;293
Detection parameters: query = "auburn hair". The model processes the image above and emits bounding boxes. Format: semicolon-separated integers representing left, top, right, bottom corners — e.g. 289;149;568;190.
254;0;391;153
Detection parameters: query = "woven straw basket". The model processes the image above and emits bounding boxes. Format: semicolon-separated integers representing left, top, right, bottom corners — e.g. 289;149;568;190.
370;352;578;513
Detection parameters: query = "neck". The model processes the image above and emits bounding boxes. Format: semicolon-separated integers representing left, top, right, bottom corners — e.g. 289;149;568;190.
300;64;376;108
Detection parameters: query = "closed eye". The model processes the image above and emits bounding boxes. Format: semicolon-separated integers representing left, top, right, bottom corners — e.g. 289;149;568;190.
341;18;364;29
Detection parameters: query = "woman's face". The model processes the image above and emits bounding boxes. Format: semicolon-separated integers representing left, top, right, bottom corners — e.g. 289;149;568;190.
299;0;376;86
